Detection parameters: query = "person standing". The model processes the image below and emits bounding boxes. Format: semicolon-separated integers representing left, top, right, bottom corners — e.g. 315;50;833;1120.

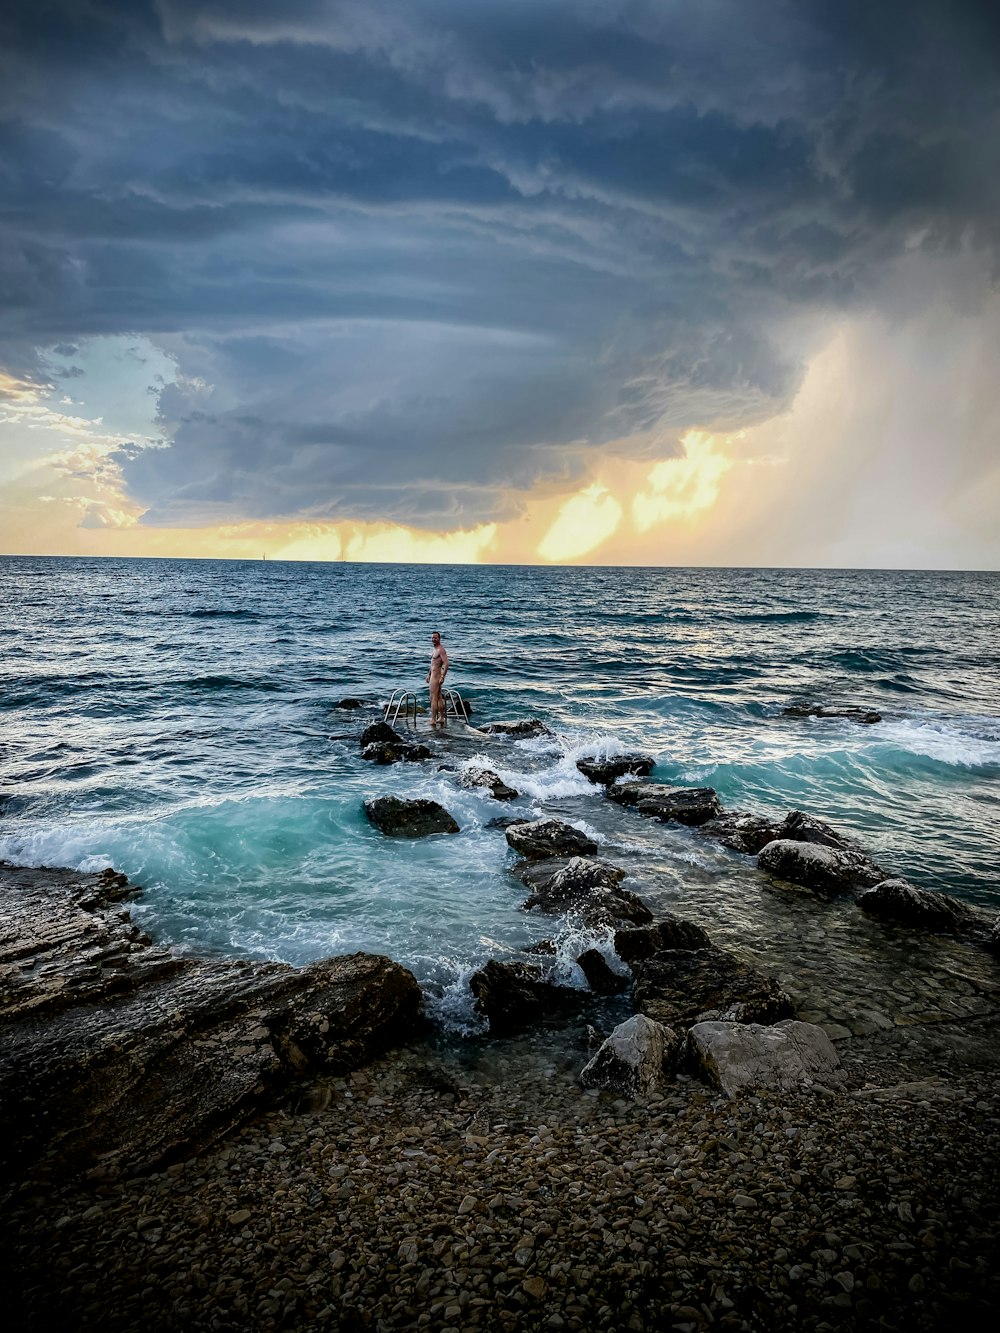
427;631;449;727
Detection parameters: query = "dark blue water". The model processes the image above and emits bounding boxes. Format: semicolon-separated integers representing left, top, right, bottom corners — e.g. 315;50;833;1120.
2;557;997;1029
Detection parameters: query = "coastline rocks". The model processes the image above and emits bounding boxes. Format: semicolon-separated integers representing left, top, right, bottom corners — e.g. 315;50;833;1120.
468;960;570;1035
580;1014;682;1098
607;782;722;826
361;741;432;765
613;916;712;966
784;703;882;725
699;811;785;855
576;949;630;996
857;878;973;933
364;796;460;837
480;719;553;738
0;864;422;1179
758;838;884;896
512;856;651;927
359;720;404;747
505;819;598;860
633;946;794;1028
333;697;366;709
577;754;655;785
459;766;519;801
688;1019;843;1099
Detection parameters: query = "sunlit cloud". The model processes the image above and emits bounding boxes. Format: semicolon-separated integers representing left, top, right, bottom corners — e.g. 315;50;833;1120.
536;483;622;562
631;431;733;532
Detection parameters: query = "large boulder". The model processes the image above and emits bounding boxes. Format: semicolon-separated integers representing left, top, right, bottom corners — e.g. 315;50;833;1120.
856;879;972;934
580;1015;682;1098
613;917;712;966
459;767;519;800
0;864;422;1180
361;741;432;765
360;720;404;747
688;1020;843;1099
513;856;626;894
577;754;655;785
505;819;598;860
633;946;794;1028
514;856;652;928
758;838;883;896
784;704;882;725
480;719;553;738
607;783;722;826
364;796;460;837
467;960;571;1035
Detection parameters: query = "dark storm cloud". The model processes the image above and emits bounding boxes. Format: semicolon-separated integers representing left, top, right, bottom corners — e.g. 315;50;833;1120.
1;0;998;524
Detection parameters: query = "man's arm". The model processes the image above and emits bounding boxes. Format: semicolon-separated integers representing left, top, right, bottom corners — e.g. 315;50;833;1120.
440;646;449;677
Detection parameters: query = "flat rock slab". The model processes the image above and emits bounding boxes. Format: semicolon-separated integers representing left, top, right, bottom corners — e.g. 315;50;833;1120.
479;719;553;738
633;946;794;1028
505;819;598;860
688;1019;843;1098
364;796;460;837
758;838;884;896
0;864;422;1180
580;1014;682;1098
577;754;654;785
784;704;882;724
607;783;722;826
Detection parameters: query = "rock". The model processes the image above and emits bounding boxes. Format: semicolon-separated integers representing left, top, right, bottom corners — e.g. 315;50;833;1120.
359;720;403;747
459;767;519;801
989;914;1000;955
333;698;365;709
758;838;884;896
856;878;972;933
633;946;794;1028
577;754;655;785
580;1015;682;1098
698;811;785;855
485;815;527;830
784;704;882;724
363;797;460;837
575;950;629;996
0;864;422;1179
479;719;553;738
514;856;652;928
613;917;712;966
687;1019;843;1098
606;782;722;826
360;742;432;765
777;809;869;854
505;819;598;861
468;960;572;1035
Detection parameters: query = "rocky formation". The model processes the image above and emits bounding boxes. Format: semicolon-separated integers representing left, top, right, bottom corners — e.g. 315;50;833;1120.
459;767;519;801
784;704;882;724
575;949;629;996
504;819;598;860
513;855;650;928
467;960;572;1035
333;697;366;709
633;946;794;1028
576;754;654;785
687;1019;843;1099
363;797;460;838
361;741;432;765
606;782;722;826
612;917;712;965
359;720;405;747
758;838;884;896
580;1014;682;1098
856;878;974;933
479;719;553;738
698;810;785;854
0;864;421;1180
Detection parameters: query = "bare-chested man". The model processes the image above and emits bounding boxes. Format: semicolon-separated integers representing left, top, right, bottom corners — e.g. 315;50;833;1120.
427;631;449;726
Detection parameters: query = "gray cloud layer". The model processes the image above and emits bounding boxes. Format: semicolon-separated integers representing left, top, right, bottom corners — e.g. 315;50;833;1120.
1;0;998;525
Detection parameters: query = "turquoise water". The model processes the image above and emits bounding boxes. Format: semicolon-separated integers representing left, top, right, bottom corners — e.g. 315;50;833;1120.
1;557;998;1030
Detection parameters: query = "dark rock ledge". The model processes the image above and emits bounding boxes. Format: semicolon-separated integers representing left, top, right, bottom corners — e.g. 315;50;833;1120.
0;862;421;1182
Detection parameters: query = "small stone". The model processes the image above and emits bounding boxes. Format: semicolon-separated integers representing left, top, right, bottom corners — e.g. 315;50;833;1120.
522;1277;548;1299
227;1209;252;1226
457;1195;478;1216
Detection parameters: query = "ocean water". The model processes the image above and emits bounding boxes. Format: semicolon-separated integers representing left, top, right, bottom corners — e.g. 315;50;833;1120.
2;557;998;1033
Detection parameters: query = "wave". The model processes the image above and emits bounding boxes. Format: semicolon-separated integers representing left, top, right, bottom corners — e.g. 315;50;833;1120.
872;718;1000;770
178;675;284;693
188;608;262;620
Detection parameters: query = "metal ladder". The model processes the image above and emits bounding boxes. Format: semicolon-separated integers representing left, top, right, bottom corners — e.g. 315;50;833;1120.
382;687;471;728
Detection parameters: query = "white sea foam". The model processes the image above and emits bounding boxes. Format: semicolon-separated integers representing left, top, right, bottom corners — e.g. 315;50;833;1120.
873;718;1000;769
549;917;628;989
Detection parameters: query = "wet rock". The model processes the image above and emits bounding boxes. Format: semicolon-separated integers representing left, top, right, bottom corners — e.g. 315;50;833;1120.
485;815;527;830
784;703;882;724
575;950;630;996
607;782;722;826
459;767;519;801
989;914;1000;955
514;856;651;928
512;855;623;893
363;796;460;837
0;864;422;1179
613;917;712;966
778;809;871;854
479;719;553;738
580;1014;682;1097
333;698;366;709
505;819;598;860
468;960;571;1035
688;1019;843;1098
633;946;794;1028
857;878;973;933
360;742;432;765
699;811;785;854
577;754;655;785
758;838;884;896
359;720;403;747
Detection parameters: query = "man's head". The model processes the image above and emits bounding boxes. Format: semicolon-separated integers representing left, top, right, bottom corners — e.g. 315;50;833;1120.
431;631;441;645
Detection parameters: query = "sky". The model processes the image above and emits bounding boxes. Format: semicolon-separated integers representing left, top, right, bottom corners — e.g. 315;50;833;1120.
1;0;998;567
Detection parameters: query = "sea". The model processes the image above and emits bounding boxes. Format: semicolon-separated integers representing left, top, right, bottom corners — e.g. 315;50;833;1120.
2;557;998;1036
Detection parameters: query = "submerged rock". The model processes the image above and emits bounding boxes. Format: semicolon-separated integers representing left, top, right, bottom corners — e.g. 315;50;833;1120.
613;917;712;966
758;838;884;896
364;796;460;837
468;960;571;1035
333;697;366;709
633;946;794;1029
607;782;722;826
505;819;598;860
688;1019;843;1099
459;766;519;801
480;719;553;738
576;949;630;996
0;864;421;1180
360;720;404;747
577;754;655;785
580;1014;682;1098
784;703;882;724
361;741;432;765
857;878;972;933
699;811;785;855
